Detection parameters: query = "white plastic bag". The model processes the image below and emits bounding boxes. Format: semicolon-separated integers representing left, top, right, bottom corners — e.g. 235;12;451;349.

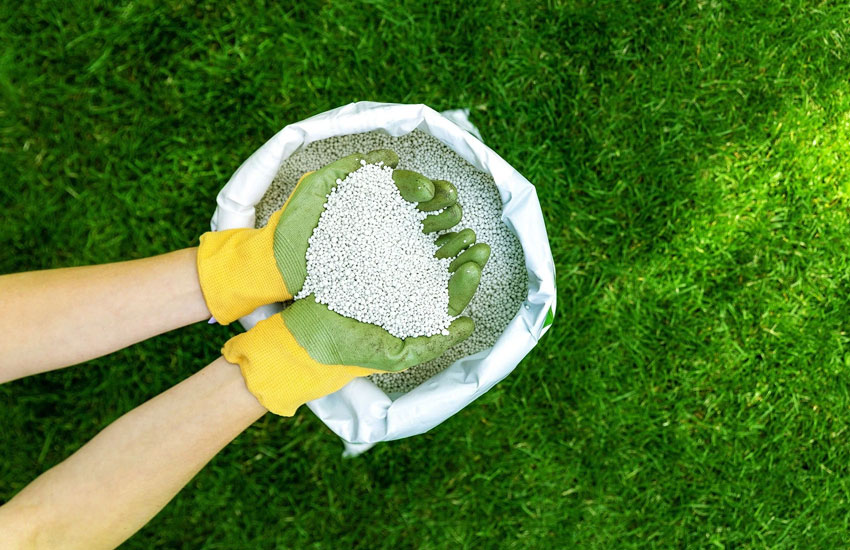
211;102;556;456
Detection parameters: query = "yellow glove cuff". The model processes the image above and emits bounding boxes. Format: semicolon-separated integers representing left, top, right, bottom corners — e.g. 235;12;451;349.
222;314;378;416
197;209;291;325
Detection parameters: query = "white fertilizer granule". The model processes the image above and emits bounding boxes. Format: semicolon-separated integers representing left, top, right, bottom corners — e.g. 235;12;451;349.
295;160;454;339
256;130;528;395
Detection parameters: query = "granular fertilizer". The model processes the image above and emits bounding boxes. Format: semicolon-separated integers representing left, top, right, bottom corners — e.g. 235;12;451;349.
295;160;454;339
256;130;527;394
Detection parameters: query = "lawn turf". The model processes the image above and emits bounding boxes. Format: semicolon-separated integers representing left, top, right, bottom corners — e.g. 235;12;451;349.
4;0;850;548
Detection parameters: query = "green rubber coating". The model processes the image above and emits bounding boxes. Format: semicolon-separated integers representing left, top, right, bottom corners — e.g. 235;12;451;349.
362;149;399;168
284;295;475;372
448;262;482;316
449;242;491;272
417;180;458;211
435;228;476;259
434;232;456;247
392;170;435;203
423;203;462;233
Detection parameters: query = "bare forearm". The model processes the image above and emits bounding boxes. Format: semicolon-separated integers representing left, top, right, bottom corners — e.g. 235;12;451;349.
0;357;267;549
0;248;211;382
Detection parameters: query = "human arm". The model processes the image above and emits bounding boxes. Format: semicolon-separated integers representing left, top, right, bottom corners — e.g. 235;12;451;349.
0;356;266;550
0;248;211;383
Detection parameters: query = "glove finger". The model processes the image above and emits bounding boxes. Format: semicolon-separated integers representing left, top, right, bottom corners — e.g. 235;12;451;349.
449;243;490;272
390;316;475;371
435;228;476;259
448;262;482;316
417;180;458;212
423;203;462;233
435;232;456;246
392;170;435;202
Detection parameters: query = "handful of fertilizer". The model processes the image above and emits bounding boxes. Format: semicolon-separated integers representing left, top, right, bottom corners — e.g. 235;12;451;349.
295;157;488;339
257;131;527;393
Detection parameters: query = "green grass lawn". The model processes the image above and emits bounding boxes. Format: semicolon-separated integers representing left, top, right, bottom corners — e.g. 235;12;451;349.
4;0;850;547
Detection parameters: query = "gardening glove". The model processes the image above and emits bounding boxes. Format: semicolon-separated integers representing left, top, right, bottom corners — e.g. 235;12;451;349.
223;232;490;416
196;149;463;324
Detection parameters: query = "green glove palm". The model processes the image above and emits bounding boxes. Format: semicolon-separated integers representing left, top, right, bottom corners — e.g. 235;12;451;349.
279;295;474;371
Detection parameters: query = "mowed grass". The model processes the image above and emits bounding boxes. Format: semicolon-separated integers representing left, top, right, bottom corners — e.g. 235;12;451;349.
4;0;850;547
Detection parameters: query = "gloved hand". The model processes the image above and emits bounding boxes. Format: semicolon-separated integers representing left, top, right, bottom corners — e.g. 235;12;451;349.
196;149;463;324
223;230;490;415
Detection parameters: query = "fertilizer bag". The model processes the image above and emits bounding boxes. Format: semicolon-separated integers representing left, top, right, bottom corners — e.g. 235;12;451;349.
210;101;556;456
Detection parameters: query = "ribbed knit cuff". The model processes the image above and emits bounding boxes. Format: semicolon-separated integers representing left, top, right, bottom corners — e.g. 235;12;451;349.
197;209;291;325
222;314;376;416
